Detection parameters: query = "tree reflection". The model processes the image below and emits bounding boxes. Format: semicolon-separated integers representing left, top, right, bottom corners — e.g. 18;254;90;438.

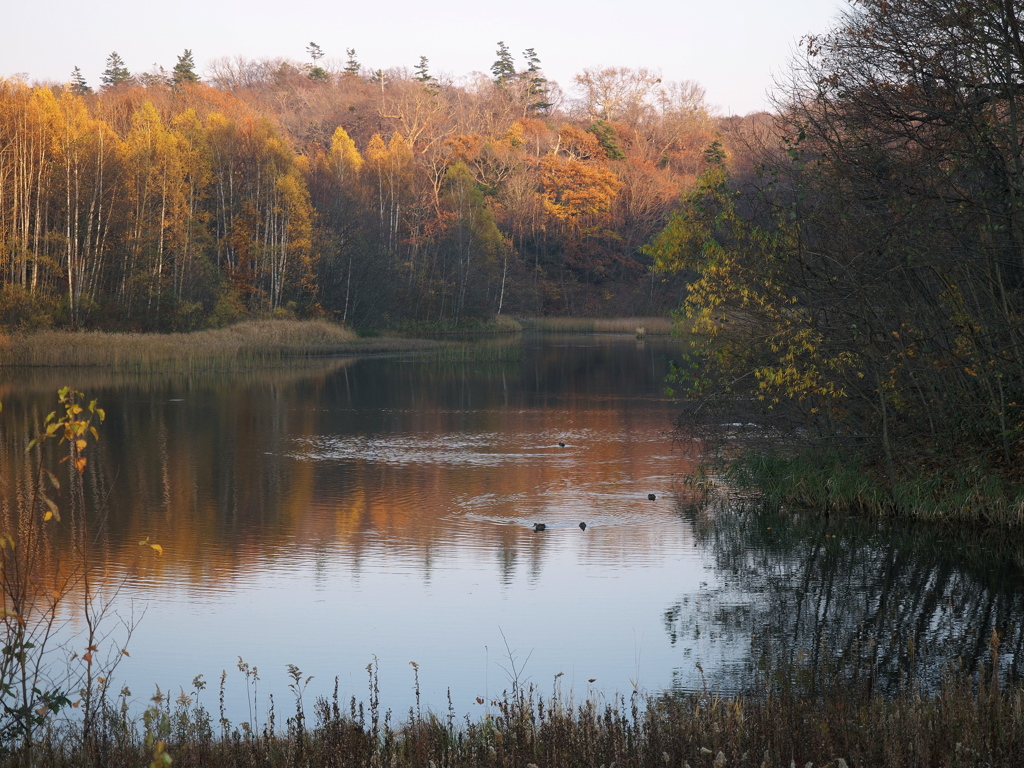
665;499;1024;694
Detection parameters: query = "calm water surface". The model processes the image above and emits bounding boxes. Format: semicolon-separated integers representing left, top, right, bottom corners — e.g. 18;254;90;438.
2;334;1023;722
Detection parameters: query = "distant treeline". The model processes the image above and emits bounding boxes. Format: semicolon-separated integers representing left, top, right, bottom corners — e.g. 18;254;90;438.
0;46;743;331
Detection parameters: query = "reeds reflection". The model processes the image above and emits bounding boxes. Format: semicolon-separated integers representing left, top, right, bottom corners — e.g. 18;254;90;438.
7;335;1021;722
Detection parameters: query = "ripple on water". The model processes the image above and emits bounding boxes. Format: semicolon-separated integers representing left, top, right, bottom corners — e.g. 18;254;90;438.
289;432;559;467
285;427;643;469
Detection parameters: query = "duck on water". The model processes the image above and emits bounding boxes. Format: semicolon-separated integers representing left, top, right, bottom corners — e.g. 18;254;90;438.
533;522;588;531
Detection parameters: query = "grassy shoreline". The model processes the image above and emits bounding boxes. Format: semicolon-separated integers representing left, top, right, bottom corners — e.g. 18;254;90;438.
517;316;676;335
723;449;1024;528
16;655;1024;768
0;320;453;372
0;316;683;373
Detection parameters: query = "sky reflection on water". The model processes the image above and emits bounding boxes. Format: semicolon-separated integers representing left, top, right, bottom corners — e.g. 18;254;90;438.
2;334;1022;723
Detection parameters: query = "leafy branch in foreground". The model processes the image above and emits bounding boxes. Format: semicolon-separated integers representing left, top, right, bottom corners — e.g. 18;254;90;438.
1;388;156;760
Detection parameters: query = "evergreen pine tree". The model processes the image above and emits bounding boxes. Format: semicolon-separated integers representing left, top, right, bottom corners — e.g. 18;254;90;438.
344;48;361;75
414;55;433;83
70;66;92;95
522;47;551;113
491;42;515;85
139;65;171;87
172;49;199;85
414;55;439;94
306;42;328;81
101;52;131;88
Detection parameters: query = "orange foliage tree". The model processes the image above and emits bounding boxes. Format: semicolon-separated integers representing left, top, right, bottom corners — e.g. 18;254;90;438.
0;53;721;327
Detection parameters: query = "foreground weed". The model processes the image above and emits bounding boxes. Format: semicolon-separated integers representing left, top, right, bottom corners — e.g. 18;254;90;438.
3;646;1023;767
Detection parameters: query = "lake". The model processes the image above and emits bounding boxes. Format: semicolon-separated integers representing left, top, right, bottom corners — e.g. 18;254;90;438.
1;333;1022;724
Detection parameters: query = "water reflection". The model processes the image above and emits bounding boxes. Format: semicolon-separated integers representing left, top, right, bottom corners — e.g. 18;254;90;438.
0;336;703;718
666;499;1024;694
1;335;1022;721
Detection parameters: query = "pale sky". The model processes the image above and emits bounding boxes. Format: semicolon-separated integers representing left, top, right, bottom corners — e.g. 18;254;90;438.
2;0;848;115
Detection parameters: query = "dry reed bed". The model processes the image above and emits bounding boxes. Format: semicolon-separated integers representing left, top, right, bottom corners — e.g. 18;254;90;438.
518;316;677;335
21;665;1024;768
0;320;449;373
0;358;358;400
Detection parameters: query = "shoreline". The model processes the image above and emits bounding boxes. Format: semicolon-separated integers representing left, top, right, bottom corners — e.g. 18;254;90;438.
0;319;452;372
0;316;682;372
14;659;1024;768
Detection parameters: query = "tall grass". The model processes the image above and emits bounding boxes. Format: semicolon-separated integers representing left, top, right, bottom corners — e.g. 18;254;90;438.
517;316;677;335
727;450;1024;527
0;320;451;373
0;358;359;401
422;338;523;363
14;644;1024;768
393;315;525;335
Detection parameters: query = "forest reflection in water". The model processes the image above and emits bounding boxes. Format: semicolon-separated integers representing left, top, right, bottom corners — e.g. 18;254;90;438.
669;498;1024;694
0;334;1022;721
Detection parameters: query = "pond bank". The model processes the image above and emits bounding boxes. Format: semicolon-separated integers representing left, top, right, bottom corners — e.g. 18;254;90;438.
18;656;1024;768
722;449;1024;529
0;319;452;372
0;316;683;373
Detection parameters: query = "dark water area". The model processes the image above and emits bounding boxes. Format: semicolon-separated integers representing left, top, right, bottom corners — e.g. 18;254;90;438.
1;333;1022;723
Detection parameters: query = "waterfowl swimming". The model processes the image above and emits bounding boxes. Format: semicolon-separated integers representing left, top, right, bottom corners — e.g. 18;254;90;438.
558;442;566;448
533;523;546;532
648;493;657;501
579;522;587;530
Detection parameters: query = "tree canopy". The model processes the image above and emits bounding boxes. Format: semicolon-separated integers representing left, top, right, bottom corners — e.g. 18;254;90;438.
651;0;1024;497
0;50;718;330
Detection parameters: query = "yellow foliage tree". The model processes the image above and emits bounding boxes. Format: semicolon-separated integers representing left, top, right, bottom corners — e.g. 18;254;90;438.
329;126;363;181
539;155;621;233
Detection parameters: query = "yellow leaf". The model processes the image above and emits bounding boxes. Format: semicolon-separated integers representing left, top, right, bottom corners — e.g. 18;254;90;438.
121;649;130;657
82;652;92;664
52;590;62;600
36;707;48;716
150;544;163;556
42;496;60;522
74;457;87;474
75;439;87;451
43;511;53;522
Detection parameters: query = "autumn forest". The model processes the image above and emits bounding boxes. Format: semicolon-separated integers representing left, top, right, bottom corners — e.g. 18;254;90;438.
7;0;1024;508
7;3;1024;764
0;45;729;331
